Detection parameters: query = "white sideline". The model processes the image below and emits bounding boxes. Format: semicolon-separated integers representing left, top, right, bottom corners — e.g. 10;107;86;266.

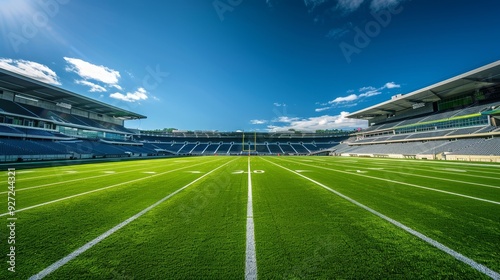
28;159;235;280
14;161;157;181
320;159;500;184
280;159;500;205
263;158;500;280
0;159;223;217
0;173;116;194
0;163;182;195
318;160;500;190
372;169;500;189
245;157;258;280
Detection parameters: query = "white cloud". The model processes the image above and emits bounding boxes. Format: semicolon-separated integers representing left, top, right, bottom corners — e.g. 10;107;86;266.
384;81;400;89
315;107;330;112
110;87;148;102
359;86;376;92
111;84;123;91
0;58;60;85
75;80;106;92
359;90;381;98
370;0;404;11
64;57;121;87
275;116;300;123
273;102;286;107
329;94;358;104
250;119;267;125
268;112;368;132
337;0;365;13
316;81;401;112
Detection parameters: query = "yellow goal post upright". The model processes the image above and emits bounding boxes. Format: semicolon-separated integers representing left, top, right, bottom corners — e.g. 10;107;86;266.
242;131;257;156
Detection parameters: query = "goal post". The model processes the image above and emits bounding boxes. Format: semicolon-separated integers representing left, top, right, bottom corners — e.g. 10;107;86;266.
242;132;257;154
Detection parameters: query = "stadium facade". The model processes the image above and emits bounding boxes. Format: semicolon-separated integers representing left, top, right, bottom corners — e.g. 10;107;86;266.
0;60;499;163
340;60;500;161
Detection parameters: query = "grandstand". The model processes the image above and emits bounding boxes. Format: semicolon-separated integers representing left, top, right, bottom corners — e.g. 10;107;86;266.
0;68;346;162
137;131;347;156
336;60;500;162
0;67;153;162
2;61;500;163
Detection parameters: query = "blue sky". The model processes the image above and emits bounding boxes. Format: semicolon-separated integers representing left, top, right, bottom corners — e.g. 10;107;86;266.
0;0;499;132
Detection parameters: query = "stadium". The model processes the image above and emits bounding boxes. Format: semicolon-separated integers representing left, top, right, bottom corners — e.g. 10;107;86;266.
1;61;499;162
0;59;499;279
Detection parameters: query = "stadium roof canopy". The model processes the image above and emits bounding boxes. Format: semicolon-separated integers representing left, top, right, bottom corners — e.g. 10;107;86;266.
347;60;500;120
0;68;146;120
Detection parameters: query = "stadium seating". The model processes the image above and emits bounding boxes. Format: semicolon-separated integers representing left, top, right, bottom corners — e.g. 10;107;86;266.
178;143;197;154
0;99;40;118
255;144;271;154
216;144;232;154
343;96;500;159
291;144;309;154
267;144;283;154
203;143;220;154
0;125;22;135
3;93;497;162
448;138;500;155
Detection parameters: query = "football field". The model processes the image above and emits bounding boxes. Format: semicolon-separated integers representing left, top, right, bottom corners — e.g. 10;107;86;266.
1;156;499;279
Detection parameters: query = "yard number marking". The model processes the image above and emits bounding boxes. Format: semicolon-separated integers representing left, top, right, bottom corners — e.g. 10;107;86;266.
232;170;265;174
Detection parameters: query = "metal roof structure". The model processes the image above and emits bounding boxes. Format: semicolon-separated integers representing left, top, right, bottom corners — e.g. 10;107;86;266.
347;60;500;120
0;68;146;120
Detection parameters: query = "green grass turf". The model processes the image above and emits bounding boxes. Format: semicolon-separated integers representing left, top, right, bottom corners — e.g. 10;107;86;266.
0;156;498;279
45;157;247;279
253;157;496;279
1;157;232;279
264;157;500;274
0;158;219;210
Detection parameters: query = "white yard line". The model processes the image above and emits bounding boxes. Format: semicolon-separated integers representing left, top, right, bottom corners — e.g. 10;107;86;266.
0;159;224;217
245;157;258;280
13;161;159;181
324;159;500;181
344;157;500;169
0;172;117;194
373;169;500;189
0;165;185;194
13;158;207;181
28;159;235;280
262;158;500;280
310;159;500;189
405;167;500;180
279;159;500;205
